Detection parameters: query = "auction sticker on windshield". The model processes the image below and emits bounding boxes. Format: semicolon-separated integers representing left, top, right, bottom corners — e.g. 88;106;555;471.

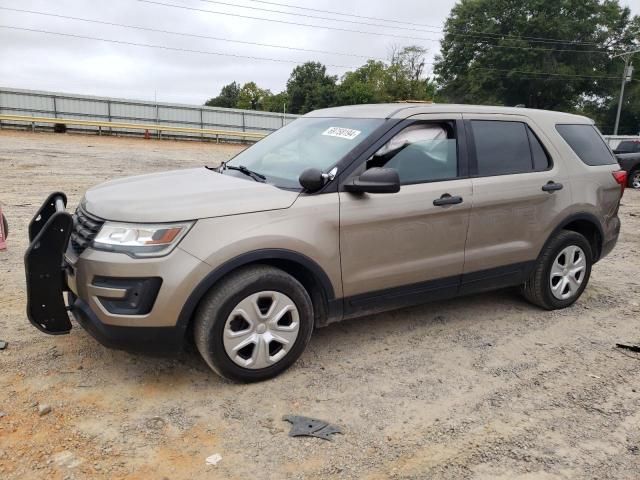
322;127;362;140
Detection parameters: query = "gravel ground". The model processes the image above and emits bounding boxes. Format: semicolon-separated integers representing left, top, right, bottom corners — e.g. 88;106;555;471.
1;129;639;480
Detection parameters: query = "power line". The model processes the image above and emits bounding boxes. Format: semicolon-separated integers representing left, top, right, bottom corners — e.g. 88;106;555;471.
215;0;606;47
441;30;606;47
441;39;609;54
0;6;385;61
197;0;444;34
0;25;355;68
242;0;444;30
0;24;623;83
135;0;433;42
136;0;611;55
469;67;621;80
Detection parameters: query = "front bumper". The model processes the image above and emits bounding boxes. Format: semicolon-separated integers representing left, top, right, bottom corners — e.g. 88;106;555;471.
24;193;210;354
68;292;185;353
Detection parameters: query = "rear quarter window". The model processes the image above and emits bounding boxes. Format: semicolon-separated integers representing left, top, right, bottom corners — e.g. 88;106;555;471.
555;124;617;166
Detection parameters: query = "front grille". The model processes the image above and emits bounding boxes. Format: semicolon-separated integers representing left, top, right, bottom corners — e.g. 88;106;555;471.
70;206;104;255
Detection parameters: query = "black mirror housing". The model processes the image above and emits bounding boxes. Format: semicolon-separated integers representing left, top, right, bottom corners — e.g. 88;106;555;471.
344;167;400;194
298;167;326;192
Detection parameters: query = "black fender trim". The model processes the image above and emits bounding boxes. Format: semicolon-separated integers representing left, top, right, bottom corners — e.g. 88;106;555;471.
541;212;605;262
175;249;337;335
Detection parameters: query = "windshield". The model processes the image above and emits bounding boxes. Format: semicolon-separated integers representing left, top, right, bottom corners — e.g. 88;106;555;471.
224;117;384;188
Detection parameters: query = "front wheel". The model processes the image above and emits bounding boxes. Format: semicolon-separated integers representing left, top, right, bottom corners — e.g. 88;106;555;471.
521;230;593;310
194;265;314;382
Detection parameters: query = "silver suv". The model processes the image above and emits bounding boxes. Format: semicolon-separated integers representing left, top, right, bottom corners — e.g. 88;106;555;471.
25;104;626;381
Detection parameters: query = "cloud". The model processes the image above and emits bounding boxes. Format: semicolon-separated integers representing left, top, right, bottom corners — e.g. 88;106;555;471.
0;0;638;104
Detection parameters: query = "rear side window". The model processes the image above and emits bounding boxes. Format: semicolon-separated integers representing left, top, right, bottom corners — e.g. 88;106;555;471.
471;120;550;176
555;124;617;166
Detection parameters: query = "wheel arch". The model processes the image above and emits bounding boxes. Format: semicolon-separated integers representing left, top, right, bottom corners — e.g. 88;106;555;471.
542;213;604;263
176;249;338;340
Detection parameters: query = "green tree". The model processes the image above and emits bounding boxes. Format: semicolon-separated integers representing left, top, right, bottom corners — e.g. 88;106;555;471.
388;45;436;100
336;49;436;106
434;0;638;111
581;78;640;135
261;91;288;113
580;14;640;134
204;81;241;108
337;60;392;105
236;82;271;110
286;62;337;114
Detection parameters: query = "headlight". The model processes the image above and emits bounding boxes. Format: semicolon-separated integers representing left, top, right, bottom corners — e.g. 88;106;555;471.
92;221;193;258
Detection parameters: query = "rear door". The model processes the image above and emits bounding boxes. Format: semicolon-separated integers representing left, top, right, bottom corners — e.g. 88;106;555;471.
460;114;572;294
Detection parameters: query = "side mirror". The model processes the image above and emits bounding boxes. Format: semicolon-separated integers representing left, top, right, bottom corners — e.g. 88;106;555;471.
344;167;400;194
299;168;326;192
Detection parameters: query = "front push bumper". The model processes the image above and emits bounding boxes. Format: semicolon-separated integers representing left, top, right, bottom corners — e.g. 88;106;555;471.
24;193;191;354
24;192;74;334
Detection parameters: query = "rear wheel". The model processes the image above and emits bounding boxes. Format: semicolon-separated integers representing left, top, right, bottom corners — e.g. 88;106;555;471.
194;265;314;382
629;169;640;189
521;230;593;310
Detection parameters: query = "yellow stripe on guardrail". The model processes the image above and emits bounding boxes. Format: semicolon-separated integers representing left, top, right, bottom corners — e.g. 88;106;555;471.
0;114;267;140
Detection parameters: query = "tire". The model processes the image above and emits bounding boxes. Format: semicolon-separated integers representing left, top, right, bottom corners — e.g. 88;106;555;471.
521;230;593;310
194;265;314;382
1;213;7;239
628;168;640;189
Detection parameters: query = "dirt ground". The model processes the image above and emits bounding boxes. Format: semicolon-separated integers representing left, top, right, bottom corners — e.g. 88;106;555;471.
1;129;639;480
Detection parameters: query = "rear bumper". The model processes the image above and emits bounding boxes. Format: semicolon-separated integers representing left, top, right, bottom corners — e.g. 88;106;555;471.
600;214;621;261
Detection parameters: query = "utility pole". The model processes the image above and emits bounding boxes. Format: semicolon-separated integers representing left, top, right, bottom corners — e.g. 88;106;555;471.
613;49;640;135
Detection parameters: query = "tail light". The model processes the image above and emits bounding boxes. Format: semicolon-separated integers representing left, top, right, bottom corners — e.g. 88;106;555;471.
612;170;627;196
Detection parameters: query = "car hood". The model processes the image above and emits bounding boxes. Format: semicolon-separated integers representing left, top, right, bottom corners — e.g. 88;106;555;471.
82;167;299;222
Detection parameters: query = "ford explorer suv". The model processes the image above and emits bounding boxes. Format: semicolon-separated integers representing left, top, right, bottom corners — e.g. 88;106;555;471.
24;104;626;382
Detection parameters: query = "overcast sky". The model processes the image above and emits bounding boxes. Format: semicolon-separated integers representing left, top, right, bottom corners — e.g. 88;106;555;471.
1;0;639;105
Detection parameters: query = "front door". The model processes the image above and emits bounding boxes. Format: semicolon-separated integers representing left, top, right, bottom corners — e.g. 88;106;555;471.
339;114;472;317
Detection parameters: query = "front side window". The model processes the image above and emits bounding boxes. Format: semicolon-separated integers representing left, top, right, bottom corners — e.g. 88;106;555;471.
367;123;458;184
556;124;617;166
224;117;384;189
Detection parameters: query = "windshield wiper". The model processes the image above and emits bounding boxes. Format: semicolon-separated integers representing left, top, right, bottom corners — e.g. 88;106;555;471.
226;165;266;182
214;161;266;182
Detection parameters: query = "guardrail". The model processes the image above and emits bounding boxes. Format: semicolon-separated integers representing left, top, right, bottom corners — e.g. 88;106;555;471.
0;114;268;142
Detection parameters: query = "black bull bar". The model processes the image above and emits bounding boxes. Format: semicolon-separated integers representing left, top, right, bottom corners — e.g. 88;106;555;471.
24;192;74;334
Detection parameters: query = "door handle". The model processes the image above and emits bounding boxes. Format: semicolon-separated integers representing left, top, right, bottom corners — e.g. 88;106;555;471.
541;181;564;192
433;194;463;206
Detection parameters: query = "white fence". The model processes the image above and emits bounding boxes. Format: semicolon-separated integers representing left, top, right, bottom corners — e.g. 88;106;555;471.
0;87;299;141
